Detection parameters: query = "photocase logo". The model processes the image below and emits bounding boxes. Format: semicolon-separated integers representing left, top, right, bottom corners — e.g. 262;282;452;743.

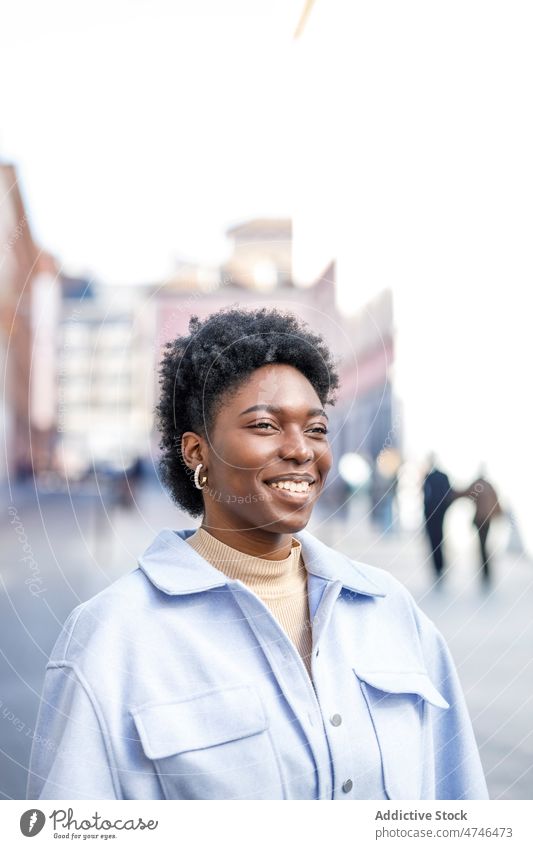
20;809;46;837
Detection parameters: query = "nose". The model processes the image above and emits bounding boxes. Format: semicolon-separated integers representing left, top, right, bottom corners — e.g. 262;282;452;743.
280;427;313;464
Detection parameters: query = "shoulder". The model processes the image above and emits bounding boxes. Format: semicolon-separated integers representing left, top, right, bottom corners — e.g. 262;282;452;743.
344;552;443;637
47;525;231;665
298;528;417;606
48;567;160;663
344;554;437;640
338;554;458;697
300;530;451;668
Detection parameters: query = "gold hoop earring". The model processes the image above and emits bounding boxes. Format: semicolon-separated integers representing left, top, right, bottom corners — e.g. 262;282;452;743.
194;463;208;490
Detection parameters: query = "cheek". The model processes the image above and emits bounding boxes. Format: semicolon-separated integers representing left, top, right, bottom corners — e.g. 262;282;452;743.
318;443;333;472
217;434;273;470
210;438;266;480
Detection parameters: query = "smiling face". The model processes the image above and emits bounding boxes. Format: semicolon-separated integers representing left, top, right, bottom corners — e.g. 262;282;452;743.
181;363;333;555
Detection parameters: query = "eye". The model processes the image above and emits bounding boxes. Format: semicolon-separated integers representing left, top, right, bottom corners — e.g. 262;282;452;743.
307;426;329;435
249;421;278;430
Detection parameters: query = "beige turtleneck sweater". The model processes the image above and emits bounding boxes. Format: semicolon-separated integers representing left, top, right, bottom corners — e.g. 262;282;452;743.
186;527;314;679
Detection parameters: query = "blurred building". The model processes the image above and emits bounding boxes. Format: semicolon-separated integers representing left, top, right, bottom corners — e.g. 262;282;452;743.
153;218;398;523
223;218;292;290
154;219;339;372
29;254;62;474
0;163;54;483
0;165;154;487
0;186;397;516
54;280;154;478
329;286;399;527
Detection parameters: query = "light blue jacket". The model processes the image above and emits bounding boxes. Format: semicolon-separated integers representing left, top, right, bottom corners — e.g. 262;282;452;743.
27;528;488;800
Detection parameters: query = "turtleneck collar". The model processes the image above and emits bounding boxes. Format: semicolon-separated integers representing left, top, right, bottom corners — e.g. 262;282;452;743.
185;527;305;598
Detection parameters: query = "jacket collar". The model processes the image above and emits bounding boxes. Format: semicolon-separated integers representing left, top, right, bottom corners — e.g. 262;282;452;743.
138;528;387;598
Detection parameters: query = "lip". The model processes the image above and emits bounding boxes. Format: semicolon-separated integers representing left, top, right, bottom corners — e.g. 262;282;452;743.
263;473;316;484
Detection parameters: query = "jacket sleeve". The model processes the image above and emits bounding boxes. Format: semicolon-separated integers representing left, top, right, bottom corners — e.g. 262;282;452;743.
27;663;120;800
414;606;489;800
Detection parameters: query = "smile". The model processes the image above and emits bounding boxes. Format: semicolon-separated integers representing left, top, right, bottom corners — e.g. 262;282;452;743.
266;480;315;497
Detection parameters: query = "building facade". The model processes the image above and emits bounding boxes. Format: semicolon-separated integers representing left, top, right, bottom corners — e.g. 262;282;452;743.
153;219;398;524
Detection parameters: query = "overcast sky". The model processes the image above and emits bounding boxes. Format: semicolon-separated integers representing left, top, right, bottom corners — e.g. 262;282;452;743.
0;0;299;283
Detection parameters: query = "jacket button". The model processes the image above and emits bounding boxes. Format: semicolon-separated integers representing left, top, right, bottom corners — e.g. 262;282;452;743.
330;713;342;727
342;779;353;793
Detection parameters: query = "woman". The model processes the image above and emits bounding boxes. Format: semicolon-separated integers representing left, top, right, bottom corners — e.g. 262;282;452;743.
28;307;488;800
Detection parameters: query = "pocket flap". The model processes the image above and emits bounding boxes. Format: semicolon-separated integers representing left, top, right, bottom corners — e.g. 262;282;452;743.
354;668;448;799
131;684;268;760
354;668;449;709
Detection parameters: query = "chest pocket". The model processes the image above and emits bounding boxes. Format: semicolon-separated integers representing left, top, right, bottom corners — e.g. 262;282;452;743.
354;669;449;800
131;684;284;800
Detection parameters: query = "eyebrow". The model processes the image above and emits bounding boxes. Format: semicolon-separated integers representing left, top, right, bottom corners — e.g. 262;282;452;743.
239;404;329;421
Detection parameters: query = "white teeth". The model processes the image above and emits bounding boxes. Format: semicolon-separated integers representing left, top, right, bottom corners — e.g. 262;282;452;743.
268;480;312;494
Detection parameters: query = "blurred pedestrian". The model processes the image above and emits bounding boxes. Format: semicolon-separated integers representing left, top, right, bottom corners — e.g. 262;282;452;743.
457;469;503;586
422;455;456;584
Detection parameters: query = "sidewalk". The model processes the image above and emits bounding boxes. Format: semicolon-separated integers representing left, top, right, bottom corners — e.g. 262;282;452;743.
1;483;531;799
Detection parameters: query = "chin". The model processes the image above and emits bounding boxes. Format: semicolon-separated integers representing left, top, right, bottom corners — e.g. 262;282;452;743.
268;511;312;534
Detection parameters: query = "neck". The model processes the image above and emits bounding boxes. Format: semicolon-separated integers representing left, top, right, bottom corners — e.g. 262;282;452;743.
199;521;293;560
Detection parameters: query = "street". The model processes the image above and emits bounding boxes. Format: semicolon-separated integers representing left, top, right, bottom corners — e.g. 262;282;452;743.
1;480;532;800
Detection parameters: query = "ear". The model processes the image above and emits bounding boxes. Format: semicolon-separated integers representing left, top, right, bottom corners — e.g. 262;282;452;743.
181;431;208;472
